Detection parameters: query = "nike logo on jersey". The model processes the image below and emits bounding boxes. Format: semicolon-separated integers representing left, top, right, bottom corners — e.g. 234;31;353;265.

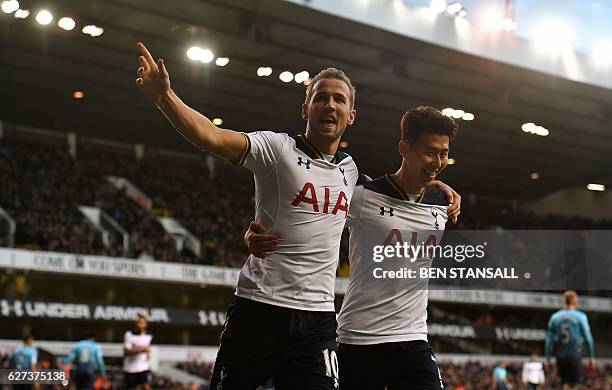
291;182;349;216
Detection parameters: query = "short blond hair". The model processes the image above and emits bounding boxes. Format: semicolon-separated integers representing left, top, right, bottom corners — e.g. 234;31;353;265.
564;290;577;306
304;67;356;108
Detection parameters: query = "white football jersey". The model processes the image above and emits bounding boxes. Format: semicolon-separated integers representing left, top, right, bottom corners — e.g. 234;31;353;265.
123;330;152;373
236;131;359;311
522;361;545;384
337;174;448;345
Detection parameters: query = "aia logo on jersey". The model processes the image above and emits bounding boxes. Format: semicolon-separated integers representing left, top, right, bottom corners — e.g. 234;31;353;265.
297;157;311;169
380;206;394;216
383;230;438;247
291;182;349;217
431;210;440;229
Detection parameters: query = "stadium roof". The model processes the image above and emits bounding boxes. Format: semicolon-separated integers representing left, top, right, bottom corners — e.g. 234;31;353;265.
1;0;611;200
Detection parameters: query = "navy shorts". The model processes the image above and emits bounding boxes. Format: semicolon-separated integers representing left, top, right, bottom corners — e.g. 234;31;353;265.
338;340;443;390
71;365;96;390
209;297;339;390
557;356;583;385
124;370;151;388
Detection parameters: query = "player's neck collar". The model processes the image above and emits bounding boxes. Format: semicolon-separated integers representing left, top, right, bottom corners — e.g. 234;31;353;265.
384;174;424;202
294;134;348;164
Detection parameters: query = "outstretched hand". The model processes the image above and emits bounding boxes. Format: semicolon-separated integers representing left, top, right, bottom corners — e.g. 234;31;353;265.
135;42;171;105
244;221;279;258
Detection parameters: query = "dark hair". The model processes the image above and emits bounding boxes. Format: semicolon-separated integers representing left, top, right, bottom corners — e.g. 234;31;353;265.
400;106;458;145
304;67;356;107
23;335;33;343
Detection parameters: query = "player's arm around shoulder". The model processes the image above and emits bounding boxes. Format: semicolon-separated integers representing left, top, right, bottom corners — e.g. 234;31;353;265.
135;42;248;164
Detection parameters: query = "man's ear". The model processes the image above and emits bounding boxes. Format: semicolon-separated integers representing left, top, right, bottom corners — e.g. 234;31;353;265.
398;139;410;159
347;109;356;126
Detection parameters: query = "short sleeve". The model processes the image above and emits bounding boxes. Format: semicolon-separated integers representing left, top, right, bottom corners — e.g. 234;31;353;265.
240;131;289;177
346;185;365;228
123;331;132;349
31;349;37;365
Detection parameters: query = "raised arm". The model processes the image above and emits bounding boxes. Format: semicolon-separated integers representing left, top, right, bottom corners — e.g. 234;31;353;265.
136;42;248;164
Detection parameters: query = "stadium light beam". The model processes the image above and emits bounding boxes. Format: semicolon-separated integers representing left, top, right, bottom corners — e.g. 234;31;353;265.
1;0;19;14
462;112;474;121
187;46;202;61
257;66;272;77
35;9;53;25
587;183;605;192
447;2;462;15
430;0;447;13
200;49;214;64
522;122;549;137
212;118;223;126
13;8;28;18
58;17;75;31
450;109;464;119
279;71;294;83
82;24;103;37
294;71;310;84
447;158;456;165
215;57;229;67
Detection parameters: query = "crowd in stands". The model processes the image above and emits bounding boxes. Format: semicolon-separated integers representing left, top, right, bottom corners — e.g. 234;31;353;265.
176;360;214;381
441;360;611;390
0;133;252;265
2;130;612;272
172;359;612;390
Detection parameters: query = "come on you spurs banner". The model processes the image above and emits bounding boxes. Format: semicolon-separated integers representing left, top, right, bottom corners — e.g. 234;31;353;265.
0;247;240;286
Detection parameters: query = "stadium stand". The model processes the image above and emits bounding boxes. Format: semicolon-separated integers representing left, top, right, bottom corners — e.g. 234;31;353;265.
2;127;612;273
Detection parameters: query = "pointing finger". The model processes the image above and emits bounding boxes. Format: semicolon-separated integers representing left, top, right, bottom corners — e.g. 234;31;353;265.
139;56;149;72
137;42;156;69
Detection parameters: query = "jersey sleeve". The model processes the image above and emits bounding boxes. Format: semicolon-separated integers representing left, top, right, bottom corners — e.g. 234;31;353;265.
123;331;132;350
579;312;595;357
239;131;289;177
346;185;365;228
64;348;76;365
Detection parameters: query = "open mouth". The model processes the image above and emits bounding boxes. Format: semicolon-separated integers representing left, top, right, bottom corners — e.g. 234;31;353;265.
320;117;337;127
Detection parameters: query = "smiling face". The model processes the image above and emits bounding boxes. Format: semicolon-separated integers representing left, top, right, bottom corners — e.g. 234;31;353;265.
401;133;450;187
302;78;356;143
